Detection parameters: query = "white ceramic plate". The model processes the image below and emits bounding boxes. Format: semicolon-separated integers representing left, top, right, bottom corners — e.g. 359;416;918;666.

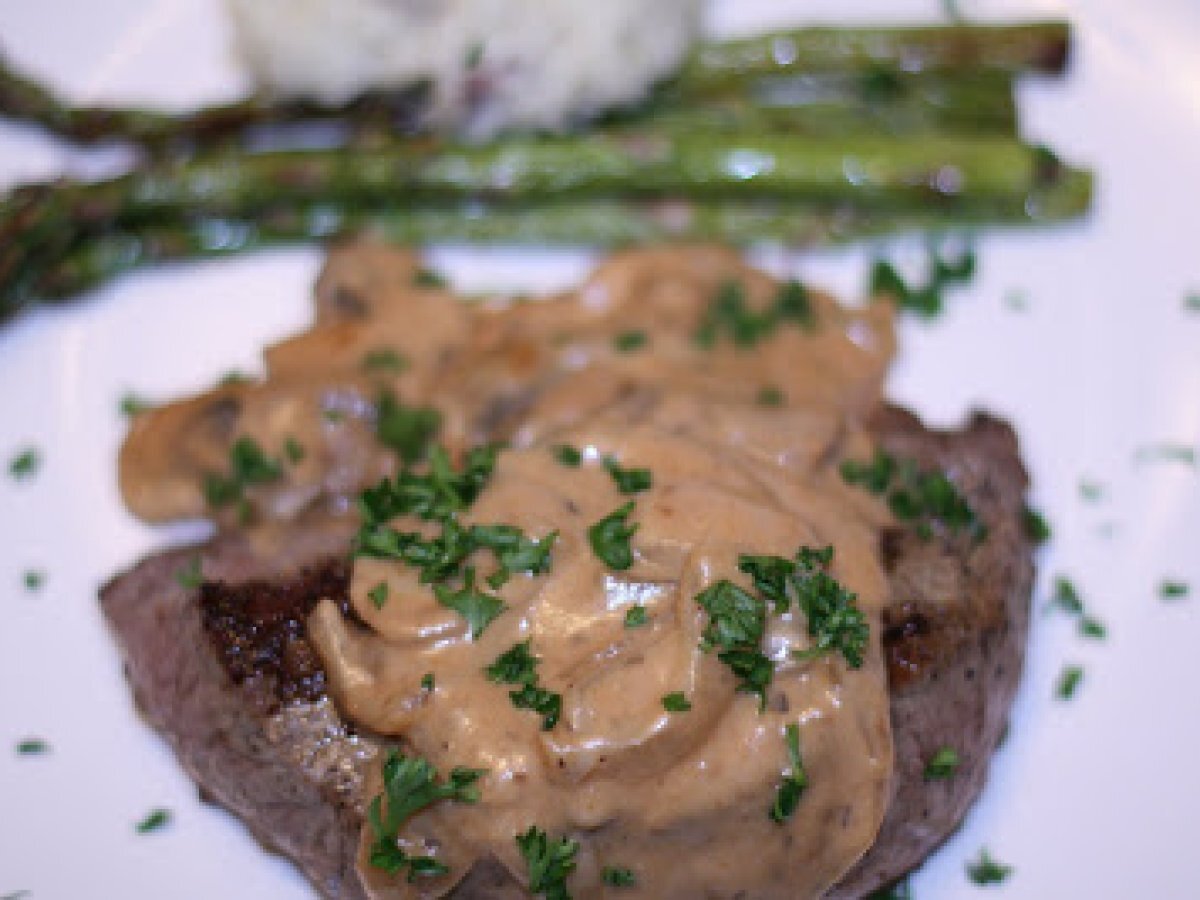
1;0;1198;897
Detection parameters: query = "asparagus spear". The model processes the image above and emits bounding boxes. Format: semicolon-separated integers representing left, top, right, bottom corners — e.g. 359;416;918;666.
0;48;429;152
0;134;1080;230
3;168;1092;316
0;40;1017;150
681;22;1071;91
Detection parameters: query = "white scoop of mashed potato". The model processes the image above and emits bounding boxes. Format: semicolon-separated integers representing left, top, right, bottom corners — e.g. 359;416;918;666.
226;0;702;136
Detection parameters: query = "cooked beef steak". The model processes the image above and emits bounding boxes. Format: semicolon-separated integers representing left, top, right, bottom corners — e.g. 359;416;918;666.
100;407;1033;899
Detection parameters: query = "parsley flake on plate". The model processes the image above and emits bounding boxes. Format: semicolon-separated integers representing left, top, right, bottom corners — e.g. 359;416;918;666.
516;826;578;900
966;847;1013;885
769;723;808;823
588;501;638;570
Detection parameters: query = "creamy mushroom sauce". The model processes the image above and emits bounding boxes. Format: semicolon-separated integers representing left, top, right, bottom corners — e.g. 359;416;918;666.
120;243;899;899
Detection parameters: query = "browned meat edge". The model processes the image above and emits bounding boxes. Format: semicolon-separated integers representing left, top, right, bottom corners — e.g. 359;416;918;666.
100;408;1034;899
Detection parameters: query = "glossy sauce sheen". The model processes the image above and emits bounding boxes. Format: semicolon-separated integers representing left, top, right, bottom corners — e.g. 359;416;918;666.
121;244;898;899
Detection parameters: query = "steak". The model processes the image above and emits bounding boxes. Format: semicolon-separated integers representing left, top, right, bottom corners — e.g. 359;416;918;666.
100;405;1033;899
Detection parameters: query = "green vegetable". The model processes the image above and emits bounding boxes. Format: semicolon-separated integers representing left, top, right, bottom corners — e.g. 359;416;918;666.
603;457;653;495
413;268;448;289
22;570;43;591
16;738;49;755
367;750;485;879
516;826;578;900
923;746;960;781
841;450;982;540
1134;443;1196;467
966;848;1013;885
756;386;785;407
588;501;638;570
552;444;582;467
1050;576;1083;615
202;435;283;515
368;581;390;610
358;444;498;528
868;240;975;317
283;436;305;464
174;557;203;590
1056;665;1083;700
486;640;562;730
1186;292;1200;312
470;524;558;582
612;329;648;353
375;392;441;464
119;392;152;417
434;568;507;639
601;867;636;887
866;879;912;900
8;447;39;480
362;347;408;374
788;546;870;669
695;279;815;349
1160;580;1190;601
421;672;435;691
769;723;809;823
662;692;692;712
135;809;172;834
1021;505;1051;544
694;579;772;707
1079;616;1106;640
624;605;648;628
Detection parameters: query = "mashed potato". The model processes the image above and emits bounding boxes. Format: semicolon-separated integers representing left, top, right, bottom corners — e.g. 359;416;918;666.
226;0;701;136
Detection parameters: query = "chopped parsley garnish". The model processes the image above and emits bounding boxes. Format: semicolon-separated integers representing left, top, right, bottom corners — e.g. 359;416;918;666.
175;556;203;590
662;692;692;712
202;436;283;513
756;385;785;407
966;848;1013;885
16;738;49;755
516;826;578;900
602;867;636;888
8;447;39;480
1185;291;1200;312
470;524;558;583
421;673;435;691
465;42;484;70
368;581;390;610
769;723;808;823
135;809;172;834
119;393;152;417
603;457;653;494
413;268;448;289
1056;665;1084;700
1134;443;1196;466
1079;616;1106;639
375;392;442;464
367;750;484;878
486;640;562;730
1050;576;1083;615
788;546;870;669
624;605;648;628
869;240;975;318
284;436;305;464
1160;580;1190;601
552;444;582;467
22;570;44;592
358;445;498;528
588;501;638;570
1050;576;1107;639
1079;480;1105;502
1021;505;1051;544
486;639;539;685
434;568;507;639
695;279;816;349
218;370;252;387
612;330;648;353
923;746;960;781
695;579;771;707
362;347;408;374
866;878;912;899
841;450;981;540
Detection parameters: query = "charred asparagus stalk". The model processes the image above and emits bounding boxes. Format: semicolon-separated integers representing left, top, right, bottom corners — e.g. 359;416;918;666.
0;23;1054;150
680;22;1070;91
3;167;1092;317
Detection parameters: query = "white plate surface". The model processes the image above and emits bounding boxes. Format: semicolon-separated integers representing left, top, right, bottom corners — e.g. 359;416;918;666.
1;0;1198;897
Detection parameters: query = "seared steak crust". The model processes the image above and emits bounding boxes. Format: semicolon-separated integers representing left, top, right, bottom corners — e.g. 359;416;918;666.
100;409;1033;899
